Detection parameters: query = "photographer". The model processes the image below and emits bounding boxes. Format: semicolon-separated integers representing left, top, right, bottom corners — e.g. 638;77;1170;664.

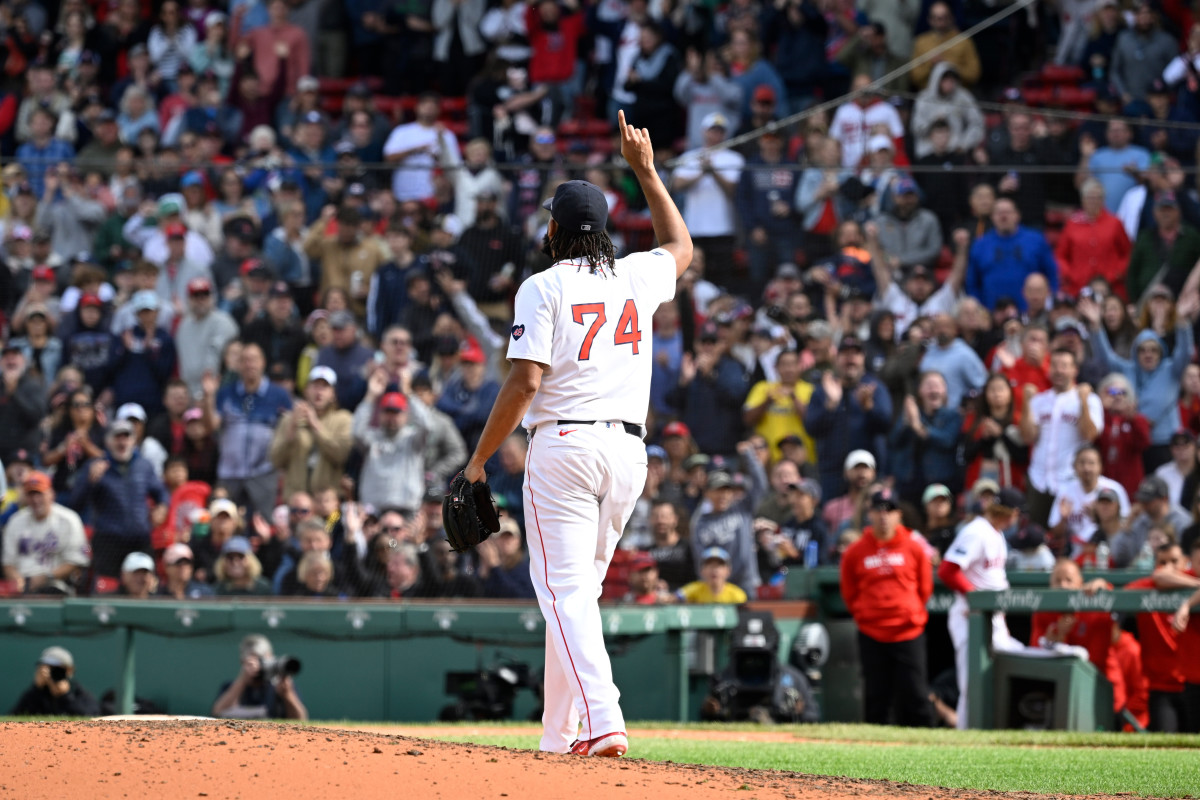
10;646;100;716
211;634;308;720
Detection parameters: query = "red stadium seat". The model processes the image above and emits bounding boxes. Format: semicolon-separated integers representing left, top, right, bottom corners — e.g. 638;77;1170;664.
1044;208;1070;228
94;575;120;594
1022;87;1054;107
317;76;383;95
1040;64;1085;86
441;96;468;117
1055;86;1097;109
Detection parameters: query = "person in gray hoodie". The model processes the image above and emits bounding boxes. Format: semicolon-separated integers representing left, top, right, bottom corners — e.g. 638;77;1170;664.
1110;2;1177;105
873;178;943;272
910;62;985;160
674;48;743;150
1083;293;1198;471
353;369;431;513
35;167;106;262
689;441;767;594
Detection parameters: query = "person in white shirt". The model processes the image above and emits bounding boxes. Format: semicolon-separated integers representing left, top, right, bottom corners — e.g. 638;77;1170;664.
867;224;968;339
2;471;89;594
1047;444;1130;556
458;113;692;758
1154;430;1197;507
382;93;463;203
829;75;904;169
1020;348;1103;526
671;111;743;292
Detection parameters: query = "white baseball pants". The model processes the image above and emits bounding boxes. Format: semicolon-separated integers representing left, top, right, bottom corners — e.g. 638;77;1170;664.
524;421;647;752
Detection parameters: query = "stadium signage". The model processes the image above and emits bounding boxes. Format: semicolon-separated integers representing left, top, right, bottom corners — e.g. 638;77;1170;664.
994;590;1042;612
1066;592;1115;612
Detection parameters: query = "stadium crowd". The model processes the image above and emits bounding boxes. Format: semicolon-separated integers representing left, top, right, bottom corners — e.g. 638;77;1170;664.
1;0;1200;728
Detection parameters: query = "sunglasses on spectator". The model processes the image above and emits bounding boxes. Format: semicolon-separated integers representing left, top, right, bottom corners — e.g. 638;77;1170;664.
112;431;132;439
169;558;193;566
289;506;312;515
71;401;92;408
1106;388;1127;396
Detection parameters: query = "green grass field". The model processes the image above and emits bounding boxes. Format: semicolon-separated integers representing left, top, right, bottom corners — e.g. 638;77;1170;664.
388;722;1200;797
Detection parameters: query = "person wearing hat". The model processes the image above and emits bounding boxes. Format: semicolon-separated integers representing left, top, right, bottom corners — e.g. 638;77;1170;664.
304;203;388;318
175;275;239;398
827;74;904;170
678;546;747;604
35;161;106;263
805;333;891;501
114;402;169;476
822;449;878;532
621;552;671;604
671;109;745;293
312;308;372;408
870;174;944;274
118;550;159;598
434;338;501;452
213;535;272;596
124;193;216;276
691;446;766;595
269;365;353;497
242;282;307;383
5;301;61;382
1128;187;1200;302
737;125;801;298
777;478;828;565
938;487;1039;728
353;367;434;512
69;419;169;579
2;471;89;595
672;321;751;460
10;645;100;717
1082;290;1198;471
1047;444;1130;557
158;542;215;599
212;633;309;720
107;261;171;335
920;483;960;556
0;343;47;468
840;487;935;726
1110;475;1193;568
108;288;177;417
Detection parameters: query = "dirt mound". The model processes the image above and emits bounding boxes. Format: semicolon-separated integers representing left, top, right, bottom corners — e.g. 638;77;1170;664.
0;720;1120;800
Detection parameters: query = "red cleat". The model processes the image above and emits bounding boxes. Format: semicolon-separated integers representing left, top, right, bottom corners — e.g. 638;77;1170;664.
568;731;628;757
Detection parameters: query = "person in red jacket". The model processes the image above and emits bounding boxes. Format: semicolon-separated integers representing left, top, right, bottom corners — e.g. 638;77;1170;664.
840;488;934;726
1028;559;1125;714
1055;179;1132;300
527;0;584;86
1096;373;1151;500
1126;543;1189;731
1162;536;1200;732
1111;629;1150;731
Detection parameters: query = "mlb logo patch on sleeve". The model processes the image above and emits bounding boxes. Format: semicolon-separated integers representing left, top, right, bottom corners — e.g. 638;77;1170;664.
511;323;525;340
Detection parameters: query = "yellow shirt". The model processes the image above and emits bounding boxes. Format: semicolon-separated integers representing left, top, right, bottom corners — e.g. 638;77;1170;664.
679;581;748;604
743;379;816;463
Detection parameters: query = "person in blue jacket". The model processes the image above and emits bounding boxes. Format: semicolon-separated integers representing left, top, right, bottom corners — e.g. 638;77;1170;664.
889;371;964;504
1082;292;1198;472
966;197;1058;312
108;290;177;417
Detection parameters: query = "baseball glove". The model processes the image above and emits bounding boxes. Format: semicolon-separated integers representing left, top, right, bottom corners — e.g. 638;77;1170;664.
442;472;502;552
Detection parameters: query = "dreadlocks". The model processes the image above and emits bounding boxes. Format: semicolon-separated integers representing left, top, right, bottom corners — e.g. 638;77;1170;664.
543;229;619;275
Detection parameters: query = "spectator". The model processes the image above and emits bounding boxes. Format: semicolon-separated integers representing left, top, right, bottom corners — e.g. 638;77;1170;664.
645;500;697;590
235;0;310;102
353;372;430;513
1085;293;1197;471
147;0;197;85
192;497;243;582
8;302;62;383
1096;372;1152;500
742;349;814;465
2;471;89;595
765;0;827;112
211;633;308;720
435;344;501;452
270;366;353;497
1112;477;1192;568
35;166;106;261
0;344;48;465
292;550;339;598
690;443;767;594
835;21;908;93
1021;349;1103;526
795;138;850;254
910;2;981;89
1110;2;1177;106
16;106;75;200
383;93;462;204
108;290;177;416
868;226;966;339
1056;179;1132;298
118;550;158;598
780;478;829;566
525;0;584;115
668;323;749;460
805;337;892;500
1157;431;1198;509
829;76;903;169
676;48;743;150
1127;193;1200;302
622;553;672;604
871;179;944;274
476;517;536;599
966;198;1058;313
627;20;682;147
678;546;747;604
736;131;797;298
911;64;984;160
69;419;168;579
671;113;744;292
378;540;437;598
42;387;106;495
242;281;305;381
175;278;239;398
840;487;934;726
919;315;987;411
724;29;787;122
203;342;292;517
913;121;971;242
961;373;1029;491
1080;119;1151;215
1048;445;1131;557
9;646;100;716
890;371;963;503
116;403;168;477
985;113;1051;228
158;542;215;599
213;536;272;596
303;205;387;319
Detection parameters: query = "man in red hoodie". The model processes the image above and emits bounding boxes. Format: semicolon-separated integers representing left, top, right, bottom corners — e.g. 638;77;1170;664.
1126;543;1188;731
841;488;934;726
1162;537;1200;732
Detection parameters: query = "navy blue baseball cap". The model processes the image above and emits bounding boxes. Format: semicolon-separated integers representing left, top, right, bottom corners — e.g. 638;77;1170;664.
543;180;608;234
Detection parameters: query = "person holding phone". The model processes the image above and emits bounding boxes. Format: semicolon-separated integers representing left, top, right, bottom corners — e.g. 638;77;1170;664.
10;646;100;716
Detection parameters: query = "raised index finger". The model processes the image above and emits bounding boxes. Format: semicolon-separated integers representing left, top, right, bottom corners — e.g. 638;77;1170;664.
618;109;628;137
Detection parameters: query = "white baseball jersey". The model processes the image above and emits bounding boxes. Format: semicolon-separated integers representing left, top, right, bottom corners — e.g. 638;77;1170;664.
1027;388;1104;494
508;250;677;428
1047;476;1130;551
943;516;1009;593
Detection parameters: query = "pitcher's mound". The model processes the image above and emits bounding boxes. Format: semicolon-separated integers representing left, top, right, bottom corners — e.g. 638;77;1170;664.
0;719;1117;800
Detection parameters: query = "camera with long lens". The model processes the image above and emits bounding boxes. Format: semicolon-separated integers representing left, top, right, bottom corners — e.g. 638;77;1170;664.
48;665;69;682
260;655;302;682
440;656;534;721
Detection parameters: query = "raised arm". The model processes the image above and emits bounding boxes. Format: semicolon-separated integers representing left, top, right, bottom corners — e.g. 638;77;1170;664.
619;109;692;276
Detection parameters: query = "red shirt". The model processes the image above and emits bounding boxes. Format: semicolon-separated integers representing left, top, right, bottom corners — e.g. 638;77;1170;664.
1180;569;1200;684
1111;631;1150;729
1030;610;1123;710
998;357;1051;395
1125;577;1185;692
1180;397;1200;438
840;525;932;643
1055;210;1132;300
1097;412;1151;500
527;7;584;84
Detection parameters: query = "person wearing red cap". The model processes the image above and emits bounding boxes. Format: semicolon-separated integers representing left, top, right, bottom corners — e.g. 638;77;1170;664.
621;554;671;604
353;369;433;513
2;471;89;594
434;338;500;451
156;221;211;308
175;276;239;397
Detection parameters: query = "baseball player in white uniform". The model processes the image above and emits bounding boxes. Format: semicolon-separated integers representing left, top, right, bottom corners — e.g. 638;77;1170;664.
463;111;692;757
938;488;1032;729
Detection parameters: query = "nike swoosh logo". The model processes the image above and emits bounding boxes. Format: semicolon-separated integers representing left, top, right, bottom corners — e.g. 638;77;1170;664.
559;429;577;436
